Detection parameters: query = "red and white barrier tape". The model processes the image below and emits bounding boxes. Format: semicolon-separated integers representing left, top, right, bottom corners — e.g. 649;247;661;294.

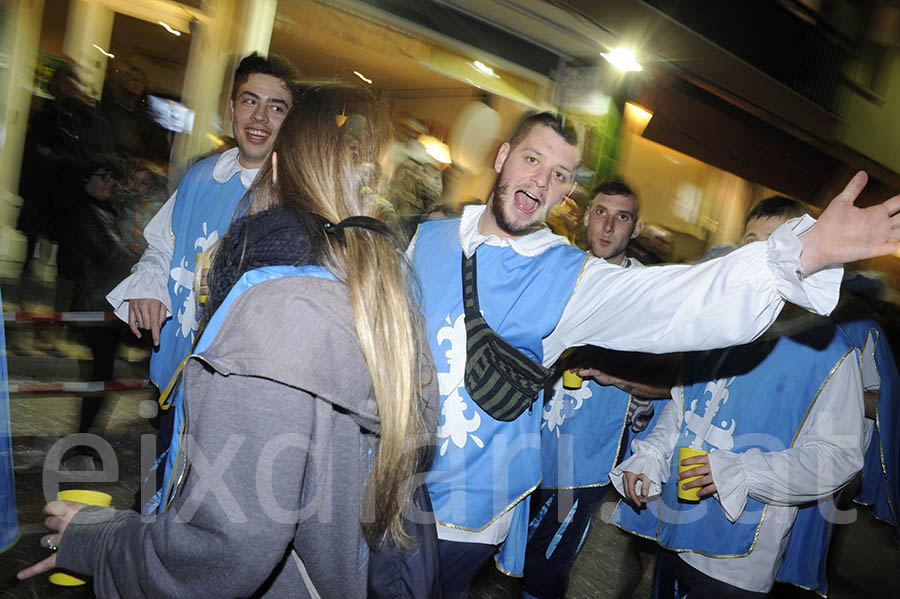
3;311;118;323
9;379;151;394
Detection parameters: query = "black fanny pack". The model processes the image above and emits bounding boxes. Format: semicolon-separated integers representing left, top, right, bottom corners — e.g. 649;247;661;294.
462;251;552;421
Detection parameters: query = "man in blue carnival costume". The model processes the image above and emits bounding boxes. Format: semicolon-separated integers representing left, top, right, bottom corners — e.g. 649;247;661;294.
106;54;300;496
609;197;867;597
834;282;900;545
523;178;670;599
107;53;301;396
407;110;900;597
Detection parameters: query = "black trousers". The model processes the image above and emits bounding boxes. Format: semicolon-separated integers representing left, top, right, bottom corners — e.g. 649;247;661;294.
438;539;499;599
523;485;608;598
78;324;123;434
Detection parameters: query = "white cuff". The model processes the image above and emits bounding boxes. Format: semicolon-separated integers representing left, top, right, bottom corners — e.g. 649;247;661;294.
707;449;749;522
610;453;666;499
106;267;172;323
768;215;843;315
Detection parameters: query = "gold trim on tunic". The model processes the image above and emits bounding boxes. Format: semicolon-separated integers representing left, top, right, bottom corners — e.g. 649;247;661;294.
633;346;855;559
543;390;630;490
436;478;542;532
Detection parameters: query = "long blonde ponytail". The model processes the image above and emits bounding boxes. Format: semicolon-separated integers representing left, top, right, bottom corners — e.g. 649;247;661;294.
240;86;433;546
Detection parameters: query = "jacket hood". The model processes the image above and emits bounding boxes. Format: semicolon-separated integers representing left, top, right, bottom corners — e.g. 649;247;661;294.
193;276;381;433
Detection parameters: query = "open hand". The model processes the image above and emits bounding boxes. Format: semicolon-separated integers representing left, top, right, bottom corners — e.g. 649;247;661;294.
17;500;87;581
800;171;900;273
678;454;717;498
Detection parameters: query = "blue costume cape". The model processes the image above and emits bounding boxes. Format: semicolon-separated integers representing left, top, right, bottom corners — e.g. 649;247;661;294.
840;318;899;542
411;218;586;574
150;155;246;392
613;324;856;594
0;286;16;552
525;377;662;578
147;265;336;514
540;374;631;490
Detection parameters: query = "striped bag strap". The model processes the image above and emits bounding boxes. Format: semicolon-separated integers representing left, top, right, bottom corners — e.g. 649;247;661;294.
461;251;552;421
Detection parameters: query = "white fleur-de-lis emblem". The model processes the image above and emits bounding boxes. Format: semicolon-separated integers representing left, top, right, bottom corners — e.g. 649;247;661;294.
434;313;482;455
169;222;220;341
543;379;592;437
194;222;219;254
683;377;736;450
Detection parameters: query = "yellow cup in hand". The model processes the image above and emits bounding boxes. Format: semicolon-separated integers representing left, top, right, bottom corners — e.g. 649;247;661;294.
562;369;583;390
49;490;112;586
677;447;708;502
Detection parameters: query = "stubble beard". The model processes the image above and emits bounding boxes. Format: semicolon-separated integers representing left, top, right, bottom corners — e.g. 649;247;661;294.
591;237;628;263
489;180;546;237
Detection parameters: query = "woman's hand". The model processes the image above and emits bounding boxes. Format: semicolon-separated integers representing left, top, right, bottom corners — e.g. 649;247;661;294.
16;500;87;581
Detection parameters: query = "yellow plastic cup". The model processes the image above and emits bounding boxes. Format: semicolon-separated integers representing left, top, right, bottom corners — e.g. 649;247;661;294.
677;447;708;502
49;490;112;586
57;489;112;506
196;252;209;304
562;369;583;390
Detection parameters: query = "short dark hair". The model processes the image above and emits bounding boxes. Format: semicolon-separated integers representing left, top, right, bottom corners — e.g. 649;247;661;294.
231;52;302;103
588;178;639;217
743;195;810;229
509;112;578;149
590;179;636;201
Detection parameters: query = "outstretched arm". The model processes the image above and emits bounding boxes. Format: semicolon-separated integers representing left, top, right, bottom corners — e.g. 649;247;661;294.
798;171;900;274
575;368;672;399
545;171;899;364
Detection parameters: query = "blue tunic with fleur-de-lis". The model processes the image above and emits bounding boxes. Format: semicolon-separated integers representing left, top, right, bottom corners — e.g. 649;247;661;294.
540;376;632;489
613;324;855;577
149;155;246;391
410;218;586;533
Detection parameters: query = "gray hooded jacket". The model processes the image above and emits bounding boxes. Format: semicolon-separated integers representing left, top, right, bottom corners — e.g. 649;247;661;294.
57;276;437;598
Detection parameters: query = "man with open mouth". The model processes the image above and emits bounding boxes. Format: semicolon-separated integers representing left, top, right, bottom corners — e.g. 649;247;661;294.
105;52;300;503
407;111;900;598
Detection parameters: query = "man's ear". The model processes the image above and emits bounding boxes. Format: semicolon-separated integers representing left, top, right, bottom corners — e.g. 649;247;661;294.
271;152;279;185
493;142;510;174
229;98;235;120
632;219;644;239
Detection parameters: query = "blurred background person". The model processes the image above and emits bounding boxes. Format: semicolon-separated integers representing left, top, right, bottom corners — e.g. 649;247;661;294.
17;63;112;283
113;158;169;255
100;61;170;163
55;157;139;466
546;194;581;244
384;114;443;240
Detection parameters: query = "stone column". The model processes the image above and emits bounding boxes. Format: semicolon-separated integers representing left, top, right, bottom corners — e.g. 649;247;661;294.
62;0;114;101
0;0;45;197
